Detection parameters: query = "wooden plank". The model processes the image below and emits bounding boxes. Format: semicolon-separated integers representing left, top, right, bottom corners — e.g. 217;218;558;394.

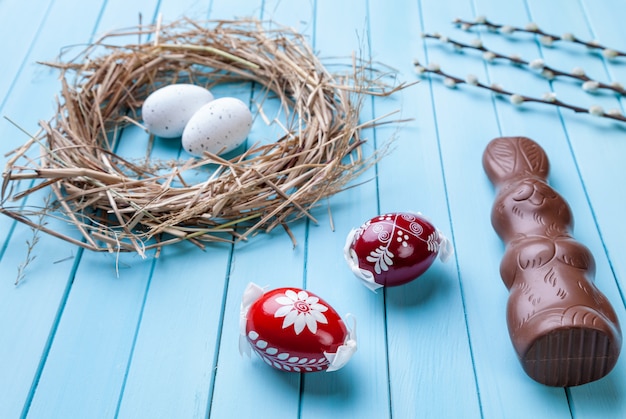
207;230;306;419
0;208;78;419
24;252;157;418
419;0;626;416
539;0;626;305
523;0;626;415
0;1;109;418
297;0;391;416
2;1;626;418
20;1;165;417
108;2;239;416
207;1;310;418
113;4;252;417
417;0;576;417
368;0;483;417
0;0;54;107
114;241;232;419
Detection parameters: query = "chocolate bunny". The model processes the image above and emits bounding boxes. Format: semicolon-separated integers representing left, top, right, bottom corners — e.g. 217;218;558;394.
483;136;621;386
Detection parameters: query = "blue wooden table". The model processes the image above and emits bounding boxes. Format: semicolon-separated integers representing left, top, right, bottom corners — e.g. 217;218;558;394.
2;0;626;417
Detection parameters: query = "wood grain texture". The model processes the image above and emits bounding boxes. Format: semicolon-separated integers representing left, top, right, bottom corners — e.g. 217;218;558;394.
207;1;307;418
1;0;626;418
0;1;111;417
370;0;482;417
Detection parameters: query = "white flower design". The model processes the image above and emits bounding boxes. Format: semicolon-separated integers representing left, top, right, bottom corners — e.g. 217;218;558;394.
274;290;328;335
366;245;394;274
427;231;440;253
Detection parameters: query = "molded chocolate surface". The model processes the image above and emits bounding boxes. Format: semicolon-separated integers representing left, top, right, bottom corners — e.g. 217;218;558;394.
483;136;621;387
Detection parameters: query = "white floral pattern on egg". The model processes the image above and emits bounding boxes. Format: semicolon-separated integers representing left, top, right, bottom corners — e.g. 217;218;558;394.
182;97;253;156
239;283;357;373
344;212;453;290
142;84;214;138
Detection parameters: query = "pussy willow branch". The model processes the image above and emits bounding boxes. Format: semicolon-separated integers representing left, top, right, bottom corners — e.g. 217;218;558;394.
413;60;626;123
422;33;626;96
453;16;626;60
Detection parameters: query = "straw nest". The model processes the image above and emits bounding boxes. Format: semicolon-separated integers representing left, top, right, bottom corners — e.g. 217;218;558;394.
1;18;407;256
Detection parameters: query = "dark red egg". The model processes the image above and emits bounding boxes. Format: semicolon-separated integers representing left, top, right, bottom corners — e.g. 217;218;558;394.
240;283;357;372
344;212;452;290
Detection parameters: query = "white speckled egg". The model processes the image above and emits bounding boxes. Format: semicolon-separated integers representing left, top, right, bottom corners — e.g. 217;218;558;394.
182;97;253;156
142;84;214;138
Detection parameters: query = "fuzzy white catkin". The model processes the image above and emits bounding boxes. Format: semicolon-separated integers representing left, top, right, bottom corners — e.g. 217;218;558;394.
540;36;554;46
582;81;600;92
444;78;457;88
541;69;555;80
607;108;623;117
529;59;545;69
475;15;487;24
466;74;479;85
471;38;483;48
525;22;539;31
483;51;497;62
588;105;604;116
510;94;525;105
542;92;557;102
587;40;601;49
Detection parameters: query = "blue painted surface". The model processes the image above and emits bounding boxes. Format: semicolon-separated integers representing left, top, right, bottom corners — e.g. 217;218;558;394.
1;0;626;418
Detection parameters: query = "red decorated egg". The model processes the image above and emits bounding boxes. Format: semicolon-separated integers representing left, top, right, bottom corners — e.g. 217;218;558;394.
344;212;452;290
239;283;357;372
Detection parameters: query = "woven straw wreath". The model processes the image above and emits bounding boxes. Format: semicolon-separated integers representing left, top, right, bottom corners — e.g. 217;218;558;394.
1;18;405;256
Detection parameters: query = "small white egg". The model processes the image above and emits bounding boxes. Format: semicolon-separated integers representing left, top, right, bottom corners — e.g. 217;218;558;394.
182;97;253;156
142;84;214;138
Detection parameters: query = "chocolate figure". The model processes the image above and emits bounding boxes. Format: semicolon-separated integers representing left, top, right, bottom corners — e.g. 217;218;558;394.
483;136;621;386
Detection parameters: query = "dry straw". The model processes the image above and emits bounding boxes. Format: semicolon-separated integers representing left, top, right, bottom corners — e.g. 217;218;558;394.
1;18;407;256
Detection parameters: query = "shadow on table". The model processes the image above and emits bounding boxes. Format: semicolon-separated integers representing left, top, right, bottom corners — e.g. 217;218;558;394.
384;264;453;308
253;359;357;398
